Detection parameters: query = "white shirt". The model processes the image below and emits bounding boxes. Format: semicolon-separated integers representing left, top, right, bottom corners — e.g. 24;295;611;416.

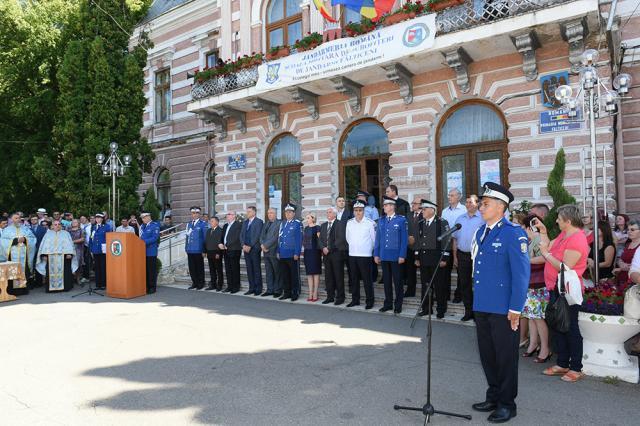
337;209;345;221
345;217;376;257
441;203;467;229
630;249;640;277
115;225;135;233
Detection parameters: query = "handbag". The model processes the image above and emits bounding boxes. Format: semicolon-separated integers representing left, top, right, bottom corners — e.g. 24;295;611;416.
558;263;584;306
545;264;571;333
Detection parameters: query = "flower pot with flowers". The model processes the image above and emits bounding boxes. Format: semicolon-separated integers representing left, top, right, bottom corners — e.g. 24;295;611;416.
344;18;376;37
578;279;640;383
381;1;426;26
427;0;465;12
266;45;290;61
293;32;323;52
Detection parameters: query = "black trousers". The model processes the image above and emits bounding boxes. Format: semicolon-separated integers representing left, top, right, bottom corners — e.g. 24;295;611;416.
474;312;519;411
94;253;106;289
381;260;403;310
279;257;300;297
82;245;92;279
550;292;583;372
224;250;241;291
146;256;157;292
206;250;224;289
418;252;447;314
187;253;205;288
457;250;473;311
405;249;417;296
443;256;453;301
349;256;374;305
324;250;345;302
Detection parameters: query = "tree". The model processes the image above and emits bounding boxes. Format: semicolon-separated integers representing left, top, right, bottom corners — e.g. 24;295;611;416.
544;148;577;239
142;189;161;221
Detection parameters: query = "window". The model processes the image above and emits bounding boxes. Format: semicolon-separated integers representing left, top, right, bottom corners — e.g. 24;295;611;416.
266;134;302;218
266;0;302;49
206;51;219;69
154;69;171;123
206;163;216;216
156;169;171;209
436;101;509;207
340;120;390;210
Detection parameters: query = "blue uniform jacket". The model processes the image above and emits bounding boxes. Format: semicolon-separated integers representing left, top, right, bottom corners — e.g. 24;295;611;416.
89;223;112;254
374;214;408;261
185;219;207;254
140;221;160;257
278;219;302;259
472;218;530;315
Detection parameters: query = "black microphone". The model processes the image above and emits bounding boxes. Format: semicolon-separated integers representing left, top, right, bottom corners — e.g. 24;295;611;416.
437;223;461;242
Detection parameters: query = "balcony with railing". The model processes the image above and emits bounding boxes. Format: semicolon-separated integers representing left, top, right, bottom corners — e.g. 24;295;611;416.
189;0;593;106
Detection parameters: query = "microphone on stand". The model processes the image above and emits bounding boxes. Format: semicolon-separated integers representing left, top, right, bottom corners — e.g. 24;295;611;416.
437;223;461;242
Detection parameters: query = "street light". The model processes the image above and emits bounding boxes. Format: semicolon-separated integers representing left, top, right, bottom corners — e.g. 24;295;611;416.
96;142;133;223
553;50;632;283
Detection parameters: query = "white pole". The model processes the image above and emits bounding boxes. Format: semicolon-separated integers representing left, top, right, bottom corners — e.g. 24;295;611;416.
589;88;599;283
602;144;607;218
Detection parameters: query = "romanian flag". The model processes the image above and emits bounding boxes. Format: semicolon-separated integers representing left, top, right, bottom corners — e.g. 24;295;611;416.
331;0;395;20
313;0;337;22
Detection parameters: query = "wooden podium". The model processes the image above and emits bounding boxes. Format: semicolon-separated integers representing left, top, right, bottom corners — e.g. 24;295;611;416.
106;232;146;299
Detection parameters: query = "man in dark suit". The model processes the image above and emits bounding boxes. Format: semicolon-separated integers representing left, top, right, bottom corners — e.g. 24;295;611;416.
405;196;422;297
219;211;242;293
335;196;353;224
204;216;224;291
240;206;264;295
318;207;348;305
385;185;410;218
260;208;282;297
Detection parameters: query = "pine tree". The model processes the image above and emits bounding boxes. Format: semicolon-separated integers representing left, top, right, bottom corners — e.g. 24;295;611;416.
544;148;577;238
142;189;161;221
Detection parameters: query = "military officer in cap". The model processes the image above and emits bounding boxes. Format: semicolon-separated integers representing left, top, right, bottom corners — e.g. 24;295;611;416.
185;206;207;290
89;213;112;290
356;189;379;221
278;203;303;301
471;182;529;423
415;199;451;319
374;196;408;314
139;212;160;294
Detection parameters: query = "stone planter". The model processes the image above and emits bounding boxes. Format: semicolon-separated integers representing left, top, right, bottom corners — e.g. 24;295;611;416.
578;312;640;383
430;0;465;12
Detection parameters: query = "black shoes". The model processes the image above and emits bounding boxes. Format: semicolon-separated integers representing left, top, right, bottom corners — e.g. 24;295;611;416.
365;303;374;310
261;292;273;297
229;289;239;294
279;294;291;300
346;301;359;308
222;288;231;293
187;285;197;290
205;286;215;291
472;401;497;412
487;407;516;423
334;299;344;306
461;313;474;322
291;295;298;302
379;306;392;312
244;290;254;295
322;299;334;304
452;297;462;304
146;288;156;294
417;310;428;317
273;292;281;298
394;308;402;314
436;312;445;319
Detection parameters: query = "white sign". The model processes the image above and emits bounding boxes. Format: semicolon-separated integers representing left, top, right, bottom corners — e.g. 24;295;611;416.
256;14;436;92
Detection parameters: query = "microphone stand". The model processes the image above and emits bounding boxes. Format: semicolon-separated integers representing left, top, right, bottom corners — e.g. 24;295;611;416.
394;233;471;424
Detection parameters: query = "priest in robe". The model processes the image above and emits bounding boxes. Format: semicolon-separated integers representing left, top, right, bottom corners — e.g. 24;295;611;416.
0;212;37;295
36;220;78;292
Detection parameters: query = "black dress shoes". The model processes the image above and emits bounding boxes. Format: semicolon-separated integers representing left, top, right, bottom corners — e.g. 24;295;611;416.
205;286;215;291
417;310;428;317
334;299;344;306
222;288;231;293
273;292;281;298
244;290;254;295
322;299;334;304
472;401;497;412
278;294;290;300
229;289;239;294
365;303;374;310
487;407;516;423
436;312;445;319
394;308;402;314
261;292;273;297
461;313;475;322
346;301;359;308
379;306;392;312
187;285;197;290
291;295;298;302
196;286;204;290
146;288;156;294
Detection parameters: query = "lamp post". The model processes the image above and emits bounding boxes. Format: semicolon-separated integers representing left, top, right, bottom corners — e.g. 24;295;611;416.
554;49;632;283
96;142;133;223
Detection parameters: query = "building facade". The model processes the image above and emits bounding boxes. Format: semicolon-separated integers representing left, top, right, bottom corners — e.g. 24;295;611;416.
134;0;640;223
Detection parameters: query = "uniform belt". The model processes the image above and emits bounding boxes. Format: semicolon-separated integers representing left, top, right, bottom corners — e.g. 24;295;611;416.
457;250;471;256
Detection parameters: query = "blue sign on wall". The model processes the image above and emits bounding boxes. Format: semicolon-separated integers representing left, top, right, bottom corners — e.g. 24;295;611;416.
539;108;582;134
228;154;246;170
541;71;570;108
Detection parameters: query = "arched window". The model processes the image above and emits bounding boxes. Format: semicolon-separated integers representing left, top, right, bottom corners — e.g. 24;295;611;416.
266;134;301;218
205;162;216;216
155;168;171;211
266;0;302;49
340;119;390;209
436;101;509;207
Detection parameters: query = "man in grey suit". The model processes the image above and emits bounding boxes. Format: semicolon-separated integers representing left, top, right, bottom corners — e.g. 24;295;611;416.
240;206;264;296
260;208;282;297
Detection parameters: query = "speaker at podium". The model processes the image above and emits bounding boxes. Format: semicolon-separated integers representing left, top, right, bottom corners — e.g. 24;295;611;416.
106;232;147;299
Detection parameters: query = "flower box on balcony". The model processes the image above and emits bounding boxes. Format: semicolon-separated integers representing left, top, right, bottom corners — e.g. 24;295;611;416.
382;12;416;27
294;32;323;53
266;46;290;61
428;0;465;12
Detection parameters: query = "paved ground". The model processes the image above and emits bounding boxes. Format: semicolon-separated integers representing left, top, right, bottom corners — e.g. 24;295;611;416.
1;285;638;426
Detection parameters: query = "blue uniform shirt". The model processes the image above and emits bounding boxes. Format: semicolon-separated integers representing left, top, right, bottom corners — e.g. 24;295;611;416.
453;211;485;253
471;217;530;315
364;206;379;221
278;219;302;259
185;219;207;254
89;223;112;254
140;221;160;257
374;214;408;261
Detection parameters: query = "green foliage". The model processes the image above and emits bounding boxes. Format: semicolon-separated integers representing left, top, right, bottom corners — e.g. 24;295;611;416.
512;200;533;216
142;189;161;221
544;148;577;239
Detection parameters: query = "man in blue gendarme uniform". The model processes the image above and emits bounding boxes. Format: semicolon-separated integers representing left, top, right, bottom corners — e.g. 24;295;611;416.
471;182;529;424
89;213;112;290
185;206;207;290
139;212;160;294
278;203;302;302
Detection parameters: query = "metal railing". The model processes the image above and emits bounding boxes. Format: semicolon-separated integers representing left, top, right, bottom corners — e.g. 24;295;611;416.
158;226;187;267
191;66;260;100
160;222;185;241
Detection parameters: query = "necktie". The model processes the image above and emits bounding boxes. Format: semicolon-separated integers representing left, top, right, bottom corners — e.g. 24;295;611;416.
481;226;492;243
247;219;251;230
